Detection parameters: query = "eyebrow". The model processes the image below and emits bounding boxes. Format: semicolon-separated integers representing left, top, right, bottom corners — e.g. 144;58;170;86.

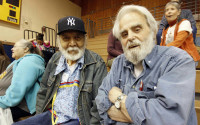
120;23;142;34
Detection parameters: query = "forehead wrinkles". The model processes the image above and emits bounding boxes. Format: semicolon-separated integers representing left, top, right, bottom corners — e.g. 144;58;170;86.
119;12;147;33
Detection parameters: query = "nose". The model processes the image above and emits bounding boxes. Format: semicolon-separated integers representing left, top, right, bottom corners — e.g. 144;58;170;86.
166;9;172;15
68;39;77;47
127;31;136;42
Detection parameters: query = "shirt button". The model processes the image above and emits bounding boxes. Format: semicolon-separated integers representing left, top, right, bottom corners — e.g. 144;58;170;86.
148;61;151;63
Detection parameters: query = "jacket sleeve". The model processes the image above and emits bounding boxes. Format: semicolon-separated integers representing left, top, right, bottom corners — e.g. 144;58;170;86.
166;31;189;47
0;59;39;108
90;58;108;125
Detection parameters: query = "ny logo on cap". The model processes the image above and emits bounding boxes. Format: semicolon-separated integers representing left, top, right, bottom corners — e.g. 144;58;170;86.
67;17;75;26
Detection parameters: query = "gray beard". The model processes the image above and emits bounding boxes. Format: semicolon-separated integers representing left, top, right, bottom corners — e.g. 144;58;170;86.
58;43;85;61
123;33;155;65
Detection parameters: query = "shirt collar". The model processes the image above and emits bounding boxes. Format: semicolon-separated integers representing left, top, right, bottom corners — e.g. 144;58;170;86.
54;55;84;75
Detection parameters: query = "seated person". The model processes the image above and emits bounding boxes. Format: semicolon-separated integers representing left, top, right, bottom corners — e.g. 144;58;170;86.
0;39;45;121
160;1;200;64
30;33;50;51
96;4;197;125
0;41;11;74
107;32;123;68
13;16;107;125
157;0;197;45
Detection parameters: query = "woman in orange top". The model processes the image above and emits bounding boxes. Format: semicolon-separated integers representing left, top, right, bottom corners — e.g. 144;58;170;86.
160;1;200;63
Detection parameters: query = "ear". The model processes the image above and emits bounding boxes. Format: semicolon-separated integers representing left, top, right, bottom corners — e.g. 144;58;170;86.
24;47;29;53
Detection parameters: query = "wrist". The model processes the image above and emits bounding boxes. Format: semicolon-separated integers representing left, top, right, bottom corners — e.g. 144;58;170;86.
114;94;126;109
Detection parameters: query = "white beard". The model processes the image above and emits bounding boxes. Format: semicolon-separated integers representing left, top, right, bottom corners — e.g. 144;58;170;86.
123;33;155;65
58;42;85;61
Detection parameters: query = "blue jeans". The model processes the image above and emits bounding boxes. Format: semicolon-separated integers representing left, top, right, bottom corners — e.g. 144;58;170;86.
12;111;80;125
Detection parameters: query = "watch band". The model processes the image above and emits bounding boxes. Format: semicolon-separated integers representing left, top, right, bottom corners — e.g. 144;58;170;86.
115;94;126;109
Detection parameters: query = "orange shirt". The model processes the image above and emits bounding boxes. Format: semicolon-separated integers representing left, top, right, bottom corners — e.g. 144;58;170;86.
160;19;200;61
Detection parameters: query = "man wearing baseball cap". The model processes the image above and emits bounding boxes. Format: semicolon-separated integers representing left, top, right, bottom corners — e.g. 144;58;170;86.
13;16;107;125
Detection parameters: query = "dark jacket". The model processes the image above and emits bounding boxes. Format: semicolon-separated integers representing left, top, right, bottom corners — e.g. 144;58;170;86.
36;49;107;125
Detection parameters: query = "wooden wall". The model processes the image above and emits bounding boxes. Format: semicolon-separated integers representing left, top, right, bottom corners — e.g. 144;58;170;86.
81;0;169;21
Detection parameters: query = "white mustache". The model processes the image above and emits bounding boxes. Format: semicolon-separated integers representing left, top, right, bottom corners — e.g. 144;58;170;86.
127;40;141;48
67;47;79;51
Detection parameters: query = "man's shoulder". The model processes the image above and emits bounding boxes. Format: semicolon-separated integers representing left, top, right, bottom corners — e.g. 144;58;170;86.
45;52;61;68
49;52;61;61
84;49;105;63
157;45;193;61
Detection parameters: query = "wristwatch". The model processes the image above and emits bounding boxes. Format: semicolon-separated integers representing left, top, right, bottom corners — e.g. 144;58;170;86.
114;94;126;109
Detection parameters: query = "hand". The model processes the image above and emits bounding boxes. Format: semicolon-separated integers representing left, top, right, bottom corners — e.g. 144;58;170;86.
108;87;122;103
44;40;50;45
108;105;131;123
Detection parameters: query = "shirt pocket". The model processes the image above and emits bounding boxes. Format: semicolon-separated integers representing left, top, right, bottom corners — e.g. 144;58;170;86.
137;83;156;99
81;82;93;106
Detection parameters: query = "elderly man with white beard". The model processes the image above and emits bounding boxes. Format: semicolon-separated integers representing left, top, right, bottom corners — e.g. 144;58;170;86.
13;16;107;125
95;5;197;125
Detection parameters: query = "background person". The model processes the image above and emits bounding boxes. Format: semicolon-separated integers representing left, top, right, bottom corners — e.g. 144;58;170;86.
96;4;197;125
160;1;200;63
0;39;45;121
157;0;197;45
30;33;50;51
0;41;11;74
107;32;123;68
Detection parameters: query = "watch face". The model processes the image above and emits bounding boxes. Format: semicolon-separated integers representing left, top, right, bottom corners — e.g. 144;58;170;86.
115;101;120;109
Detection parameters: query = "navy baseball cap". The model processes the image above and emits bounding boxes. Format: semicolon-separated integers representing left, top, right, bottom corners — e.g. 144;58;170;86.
57;16;86;35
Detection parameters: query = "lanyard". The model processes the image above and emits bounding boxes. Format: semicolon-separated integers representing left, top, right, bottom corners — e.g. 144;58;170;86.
51;91;58;125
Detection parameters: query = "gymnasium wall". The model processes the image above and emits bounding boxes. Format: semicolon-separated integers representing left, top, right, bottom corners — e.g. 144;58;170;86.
0;0;81;43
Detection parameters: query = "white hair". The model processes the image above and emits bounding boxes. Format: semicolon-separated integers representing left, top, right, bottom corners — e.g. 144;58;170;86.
113;5;158;40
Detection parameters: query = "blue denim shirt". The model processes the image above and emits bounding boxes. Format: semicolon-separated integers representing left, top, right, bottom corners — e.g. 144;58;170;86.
96;45;197;125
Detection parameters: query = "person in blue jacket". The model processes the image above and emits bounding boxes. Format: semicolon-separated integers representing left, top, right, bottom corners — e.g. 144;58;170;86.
0;39;45;121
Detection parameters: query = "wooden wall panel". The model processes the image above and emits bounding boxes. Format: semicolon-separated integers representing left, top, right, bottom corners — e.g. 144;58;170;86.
81;0;169;20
